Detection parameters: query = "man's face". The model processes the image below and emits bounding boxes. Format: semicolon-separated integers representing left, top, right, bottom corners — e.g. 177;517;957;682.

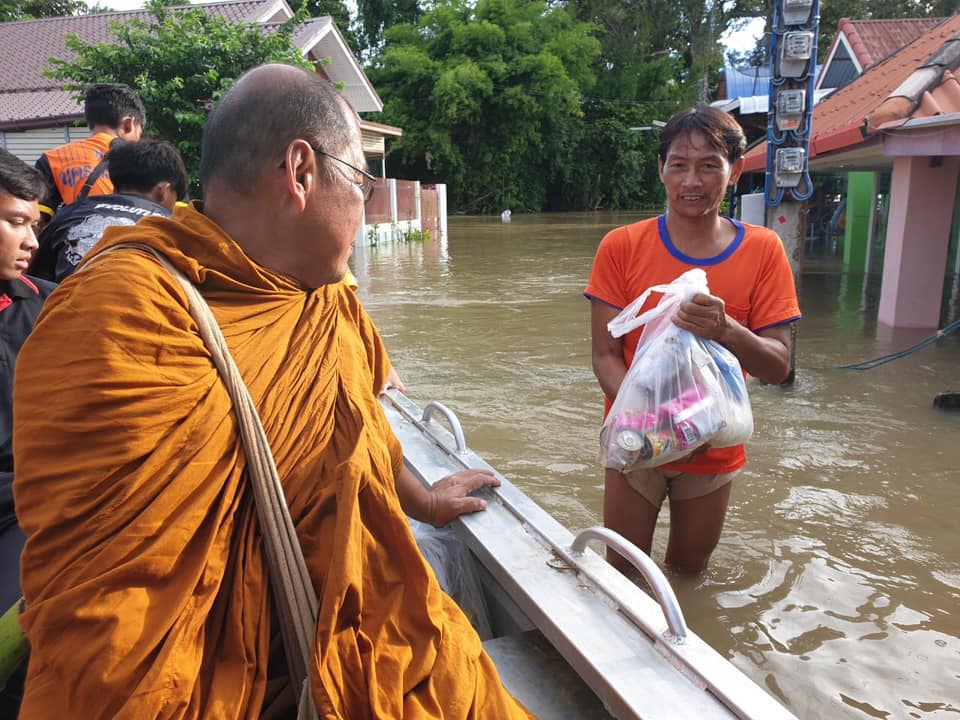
302;127;368;286
658;130;739;220
0;189;39;281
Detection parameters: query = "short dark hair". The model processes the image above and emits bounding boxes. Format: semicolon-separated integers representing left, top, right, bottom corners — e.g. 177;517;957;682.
84;83;146;130
108;140;189;200
200;64;355;193
658;105;747;165
0;148;46;201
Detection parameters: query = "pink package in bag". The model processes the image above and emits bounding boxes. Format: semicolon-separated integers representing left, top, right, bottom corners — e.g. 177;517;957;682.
599;269;753;471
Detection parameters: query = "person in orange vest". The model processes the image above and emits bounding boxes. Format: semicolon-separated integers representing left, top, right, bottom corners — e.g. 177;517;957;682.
34;83;145;214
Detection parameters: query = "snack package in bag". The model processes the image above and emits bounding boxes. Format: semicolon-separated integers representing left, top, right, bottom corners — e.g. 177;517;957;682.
599;269;754;471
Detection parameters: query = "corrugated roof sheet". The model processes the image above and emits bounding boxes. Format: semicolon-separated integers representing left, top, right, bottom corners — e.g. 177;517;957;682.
724;66;771;100
0;0;274;126
743;14;960;171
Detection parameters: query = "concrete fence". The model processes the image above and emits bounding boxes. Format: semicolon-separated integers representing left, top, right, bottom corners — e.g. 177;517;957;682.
359;178;447;246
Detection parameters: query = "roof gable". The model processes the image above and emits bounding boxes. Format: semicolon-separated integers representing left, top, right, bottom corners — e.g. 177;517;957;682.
818;42;859;89
817;16;946;90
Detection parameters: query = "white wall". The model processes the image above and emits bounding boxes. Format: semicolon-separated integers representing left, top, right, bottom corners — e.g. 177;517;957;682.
1;126;90;164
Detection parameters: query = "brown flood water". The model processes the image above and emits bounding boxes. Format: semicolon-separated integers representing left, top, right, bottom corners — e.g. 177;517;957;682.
352;212;960;720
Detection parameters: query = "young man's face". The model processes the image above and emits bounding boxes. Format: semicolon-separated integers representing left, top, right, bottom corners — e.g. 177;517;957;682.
658;130;741;220
0;189;40;281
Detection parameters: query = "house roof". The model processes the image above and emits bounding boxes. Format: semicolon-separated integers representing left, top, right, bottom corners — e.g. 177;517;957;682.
743;14;960;173
263;16;383;114
817;17;944;91
831;17;945;70
0;0;383;129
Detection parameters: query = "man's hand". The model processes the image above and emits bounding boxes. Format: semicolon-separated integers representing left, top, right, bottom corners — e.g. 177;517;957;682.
426;469;500;527
673;293;729;342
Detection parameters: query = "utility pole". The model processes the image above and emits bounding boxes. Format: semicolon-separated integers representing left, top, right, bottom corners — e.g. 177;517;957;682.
763;0;820;382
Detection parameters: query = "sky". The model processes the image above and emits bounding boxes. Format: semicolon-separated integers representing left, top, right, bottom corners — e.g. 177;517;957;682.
721;17;766;53
100;0;768;54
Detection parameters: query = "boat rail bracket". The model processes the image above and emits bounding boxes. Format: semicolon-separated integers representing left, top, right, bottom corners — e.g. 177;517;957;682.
420;401;468;454
570;526;688;645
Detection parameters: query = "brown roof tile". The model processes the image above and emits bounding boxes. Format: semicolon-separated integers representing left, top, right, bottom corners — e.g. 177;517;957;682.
0;0;275;127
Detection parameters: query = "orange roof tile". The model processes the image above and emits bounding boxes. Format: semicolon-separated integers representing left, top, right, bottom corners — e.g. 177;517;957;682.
743;14;960;172
833;17;945;68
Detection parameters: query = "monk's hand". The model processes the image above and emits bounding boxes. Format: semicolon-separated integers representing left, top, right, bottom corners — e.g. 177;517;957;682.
673;293;728;342
383;366;408;395
427;469;500;527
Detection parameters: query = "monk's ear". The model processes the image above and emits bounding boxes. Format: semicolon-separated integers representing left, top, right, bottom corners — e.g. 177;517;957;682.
280;140;316;212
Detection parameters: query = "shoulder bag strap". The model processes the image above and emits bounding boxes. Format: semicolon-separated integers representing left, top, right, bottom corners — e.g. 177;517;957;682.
77;157;110;202
93;243;319;720
78;137;125;202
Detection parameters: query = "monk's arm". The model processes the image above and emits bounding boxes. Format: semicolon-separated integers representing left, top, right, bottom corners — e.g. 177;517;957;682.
395;466;500;527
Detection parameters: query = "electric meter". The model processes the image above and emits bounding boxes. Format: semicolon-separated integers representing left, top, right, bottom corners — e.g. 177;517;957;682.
775;89;806;131
775;147;805;187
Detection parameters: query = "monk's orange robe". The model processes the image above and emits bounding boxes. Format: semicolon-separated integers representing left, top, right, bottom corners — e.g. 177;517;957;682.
13;207;532;719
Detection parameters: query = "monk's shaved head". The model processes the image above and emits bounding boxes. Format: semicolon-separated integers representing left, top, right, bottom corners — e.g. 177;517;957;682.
200;63;356;193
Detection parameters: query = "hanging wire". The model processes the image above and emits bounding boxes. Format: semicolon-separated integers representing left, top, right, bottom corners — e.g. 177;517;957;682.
836;318;960;370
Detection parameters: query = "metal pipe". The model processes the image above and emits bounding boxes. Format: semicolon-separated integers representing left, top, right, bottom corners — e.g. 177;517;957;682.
570;526;688;644
421;401;467;454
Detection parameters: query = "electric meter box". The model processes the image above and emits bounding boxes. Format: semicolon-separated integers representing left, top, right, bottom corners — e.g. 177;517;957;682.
776;89;806;131
778;31;814;78
782;0;814;25
775;147;806;187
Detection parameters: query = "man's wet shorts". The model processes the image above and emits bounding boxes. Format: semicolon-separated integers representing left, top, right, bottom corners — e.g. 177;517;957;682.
623;467;740;508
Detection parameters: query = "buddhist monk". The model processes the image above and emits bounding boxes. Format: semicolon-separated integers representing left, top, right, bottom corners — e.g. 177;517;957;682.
13;63;532;719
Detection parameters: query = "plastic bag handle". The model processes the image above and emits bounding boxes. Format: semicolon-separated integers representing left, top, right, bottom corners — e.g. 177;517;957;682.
607;268;709;339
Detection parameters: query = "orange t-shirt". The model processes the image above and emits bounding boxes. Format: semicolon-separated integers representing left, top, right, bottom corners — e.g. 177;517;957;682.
584;215;801;473
38;132;115;208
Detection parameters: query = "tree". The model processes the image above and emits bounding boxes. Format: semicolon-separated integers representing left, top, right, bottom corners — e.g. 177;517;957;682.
45;0;312;194
368;0;601;213
355;0;421;57
549;100;667;211
566;0;768;102
1;0;86;21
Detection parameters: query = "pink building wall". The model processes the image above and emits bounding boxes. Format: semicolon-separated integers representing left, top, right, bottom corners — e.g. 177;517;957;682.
878;154;958;328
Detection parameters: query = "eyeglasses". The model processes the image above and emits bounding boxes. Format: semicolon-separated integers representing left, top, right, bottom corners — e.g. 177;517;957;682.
280;141;377;201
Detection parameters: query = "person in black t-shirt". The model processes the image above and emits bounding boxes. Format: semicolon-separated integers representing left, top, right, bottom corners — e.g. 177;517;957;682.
31;140;188;282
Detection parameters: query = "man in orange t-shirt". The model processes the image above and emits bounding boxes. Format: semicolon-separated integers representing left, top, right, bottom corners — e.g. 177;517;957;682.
35;83;145;213
585;105;800;575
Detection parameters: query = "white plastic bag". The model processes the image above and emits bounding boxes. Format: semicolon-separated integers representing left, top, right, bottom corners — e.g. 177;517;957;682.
599;269;753;471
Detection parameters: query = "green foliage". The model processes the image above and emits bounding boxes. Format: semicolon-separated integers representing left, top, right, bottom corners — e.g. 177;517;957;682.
369;0;601;213
549;99;668;211
567;0;765;103
1;0;86;20
44;0;311;195
356;0;421;56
